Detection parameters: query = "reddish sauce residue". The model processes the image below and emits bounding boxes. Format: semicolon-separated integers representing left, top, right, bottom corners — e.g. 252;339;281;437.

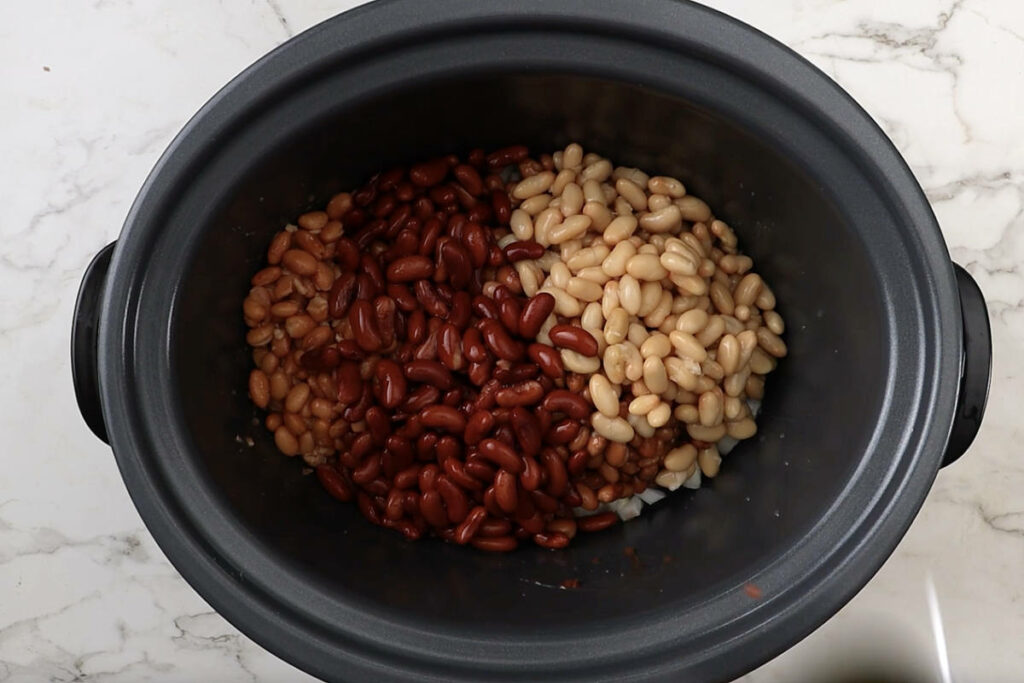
561;578;581;589
744;583;763;600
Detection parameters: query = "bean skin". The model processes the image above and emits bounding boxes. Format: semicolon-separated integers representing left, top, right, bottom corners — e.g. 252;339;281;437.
374;359;406;409
495;380;545;408
409;158;449;187
436;476;470;523
494;470;519;514
387;255;435;282
527;343;564;378
541;389;591;419
420;405;467;434
510;406;542;456
454;506;487;544
479;319;524;361
349;300;383;351
404;359;454;389
478;438;524;474
548;325;599;357
518;293;556;338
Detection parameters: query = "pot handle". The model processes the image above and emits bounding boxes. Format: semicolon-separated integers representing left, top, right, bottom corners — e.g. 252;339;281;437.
72;242;116;445
941;264;992;467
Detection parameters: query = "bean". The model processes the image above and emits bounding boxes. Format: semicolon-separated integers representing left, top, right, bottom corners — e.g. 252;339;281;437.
538;389;589;420
756;326;788;358
386;255;434;282
509;406;543;455
591;413;635;443
479;319;524;361
478;438;524;474
527;342;563;378
420;490;449;527
548;325;599;357
464;410;496;446
495;380;544;408
577;511;618;533
409;158;448;187
471;536;518;552
316;465;353;502
372;359;406;409
414;280;449;318
516;292;555;339
249;370;270;408
420;405;466;434
494;470;519;513
348;301;383;351
503;240;545;263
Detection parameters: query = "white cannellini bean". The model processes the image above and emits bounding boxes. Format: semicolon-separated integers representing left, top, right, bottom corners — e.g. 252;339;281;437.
591;413;634;443
589;374;620;417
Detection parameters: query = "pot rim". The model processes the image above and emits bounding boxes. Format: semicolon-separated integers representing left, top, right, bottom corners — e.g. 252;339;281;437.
96;0;961;680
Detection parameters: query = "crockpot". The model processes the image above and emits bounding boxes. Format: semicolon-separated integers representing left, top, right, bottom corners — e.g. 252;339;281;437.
71;0;992;680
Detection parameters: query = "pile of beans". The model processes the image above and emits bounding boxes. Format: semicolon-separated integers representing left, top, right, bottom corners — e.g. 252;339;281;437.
244;146;625;551
506;143;785;506
242;143;784;550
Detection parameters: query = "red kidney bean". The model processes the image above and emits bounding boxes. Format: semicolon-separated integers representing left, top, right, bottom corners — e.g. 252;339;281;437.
541;390;591;419
404;359;454;389
300;345;341;372
403;490;420;517
518;293;556;338
533;532;570;549
417;216;442;256
436;476;469;523
461;223;488;268
336;362;363;404
438;239;472;290
462;327;489;363
414;280;449;318
510;407;542;456
479;320;524;362
395;182;415;202
453;164;484;196
487;145;529;169
430;185;457;206
483;487;503;518
491;189;512;224
387;255;434;282
451;182;477;210
420;405;467;434
548;325;599;357
413;328;439;361
352;453;381;485
520;455;543;491
495;380;544;408
385;488;405;521
567;449;589;476
517;509;544;534
498;298;521;334
316;465;353;502
464;410;495;445
467;359;492;387
467;202;492;224
361;254;385;292
477;518;512;538
334;340;363;361
374;193;397;220
420;489;449;527
447;291;471;330
435;434;462;463
353;183;377;207
374;359;406;409
454;506;487;544
547;418;581;445
464;456;497;482
356;492;382;525
443;455;483;491
373;296;397;348
409;158;449;187
494;470;518;514
401;387;438;415
478;438;523;474
386;203;411;237
393;464;420;490
365;406;390;447
437;323;464;371
487;244;505;268
503;240;546;263
379;167;404;191
471;295;499;320
328;272;357;319
355;273;377;300
417;462;440;490
335;238;360;270
578;512;619;533
471;536;517;552
387;284;418;312
447;213;467;239
526;343;563;379
530;490;559;514
405;309;427;345
442;388;462;407
492;285;512;303
542;450;568;497
349;300;383;352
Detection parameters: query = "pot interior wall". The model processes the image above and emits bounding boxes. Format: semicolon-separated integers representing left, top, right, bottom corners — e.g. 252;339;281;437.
173;74;886;633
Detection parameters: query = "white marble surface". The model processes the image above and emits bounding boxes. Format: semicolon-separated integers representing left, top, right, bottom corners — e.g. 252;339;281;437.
1;0;1021;680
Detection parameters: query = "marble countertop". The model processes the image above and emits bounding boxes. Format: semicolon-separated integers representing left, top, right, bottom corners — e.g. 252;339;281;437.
3;0;1021;680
